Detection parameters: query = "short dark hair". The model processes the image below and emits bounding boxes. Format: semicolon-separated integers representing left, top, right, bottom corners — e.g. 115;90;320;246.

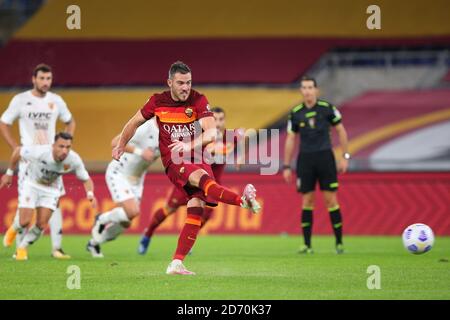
54;132;73;142
168;61;191;79
33;63;52;77
300;76;317;87
211;106;225;114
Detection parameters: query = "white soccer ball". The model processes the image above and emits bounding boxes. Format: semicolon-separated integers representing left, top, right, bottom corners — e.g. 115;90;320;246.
402;223;434;254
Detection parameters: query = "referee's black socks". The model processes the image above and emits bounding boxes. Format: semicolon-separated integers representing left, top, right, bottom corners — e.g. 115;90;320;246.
301;207;313;248
328;206;343;245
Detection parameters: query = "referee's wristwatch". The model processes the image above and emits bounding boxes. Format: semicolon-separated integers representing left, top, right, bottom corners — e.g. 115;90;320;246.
343;152;351;160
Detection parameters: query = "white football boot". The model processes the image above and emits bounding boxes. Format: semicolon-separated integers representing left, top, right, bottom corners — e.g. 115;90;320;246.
166;259;195;275
241;184;261;214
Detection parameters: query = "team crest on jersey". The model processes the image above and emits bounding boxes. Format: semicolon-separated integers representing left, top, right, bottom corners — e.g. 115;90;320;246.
179;166;185;174
185;107;193;118
63;164;71;171
308;118;316;128
48;102;54;110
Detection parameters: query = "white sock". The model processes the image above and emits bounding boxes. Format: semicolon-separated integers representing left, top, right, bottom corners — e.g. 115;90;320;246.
19;225;42;248
98;207;129;225
12;211;24;233
48;207;63;250
12;210;26;246
102;223;125;244
92;222;125;245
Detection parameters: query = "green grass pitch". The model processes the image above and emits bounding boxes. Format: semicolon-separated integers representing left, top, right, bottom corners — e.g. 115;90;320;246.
0;235;449;299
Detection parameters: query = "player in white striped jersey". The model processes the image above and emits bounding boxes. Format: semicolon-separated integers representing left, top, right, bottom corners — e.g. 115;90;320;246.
1;132;97;261
0;64;75;259
87;119;160;258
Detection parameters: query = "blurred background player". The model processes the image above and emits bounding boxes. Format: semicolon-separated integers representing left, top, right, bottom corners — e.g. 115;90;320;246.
1;133;96;261
113;61;260;275
138;106;244;255
283;76;350;254
0;64;75;259
87;119;160;258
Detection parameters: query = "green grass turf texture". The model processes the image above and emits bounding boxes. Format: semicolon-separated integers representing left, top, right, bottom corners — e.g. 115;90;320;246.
0;235;449;300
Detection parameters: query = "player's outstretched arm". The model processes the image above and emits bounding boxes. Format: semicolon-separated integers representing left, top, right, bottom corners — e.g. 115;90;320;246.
112;110;147;160
111;134;156;162
197;116;217;148
64;118;76;136
81;178;97;209
0;121;19;150
169;116;217;153
0;146;21;189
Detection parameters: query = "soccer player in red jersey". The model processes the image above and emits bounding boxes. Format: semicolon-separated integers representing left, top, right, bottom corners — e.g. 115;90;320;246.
112;61;260;275
137;106;244;255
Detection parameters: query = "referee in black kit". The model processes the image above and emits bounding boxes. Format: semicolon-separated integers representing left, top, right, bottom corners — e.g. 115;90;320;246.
283;76;350;254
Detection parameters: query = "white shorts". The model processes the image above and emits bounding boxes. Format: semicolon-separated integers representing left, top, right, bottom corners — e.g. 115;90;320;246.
18;181;60;211
18;159;66;197
105;164;144;203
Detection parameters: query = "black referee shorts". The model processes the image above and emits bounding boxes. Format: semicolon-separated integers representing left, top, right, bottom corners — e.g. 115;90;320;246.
296;149;338;194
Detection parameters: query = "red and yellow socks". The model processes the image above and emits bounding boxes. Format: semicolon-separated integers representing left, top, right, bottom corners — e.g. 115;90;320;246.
144;207;170;238
173;207;203;261
199;175;242;206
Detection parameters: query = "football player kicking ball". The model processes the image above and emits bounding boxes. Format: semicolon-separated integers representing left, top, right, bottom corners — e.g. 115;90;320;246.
138;106;243;255
113;61;261;275
1;133;97;261
87;119;160;258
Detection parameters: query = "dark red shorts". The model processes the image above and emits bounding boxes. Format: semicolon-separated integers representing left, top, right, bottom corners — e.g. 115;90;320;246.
167;186;189;208
166;163;226;208
165;162;218;207
211;163;225;185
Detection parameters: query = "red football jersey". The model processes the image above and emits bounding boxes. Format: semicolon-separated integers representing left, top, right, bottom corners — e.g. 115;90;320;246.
140;89;213;168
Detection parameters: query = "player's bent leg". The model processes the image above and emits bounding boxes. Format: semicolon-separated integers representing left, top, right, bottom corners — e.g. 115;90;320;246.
88;199;139;258
144;205;177;237
323;191;344;253
14;163;28;248
49;205;63;249
3;208;33;248
299;192;315;254
18;208;34;229
92;203;132;242
201;207;213;229
139;204;178;255
166;198;204;275
16;207;53;261
49;205;70;259
12;209;27;248
191;169;261;213
120;198;141;224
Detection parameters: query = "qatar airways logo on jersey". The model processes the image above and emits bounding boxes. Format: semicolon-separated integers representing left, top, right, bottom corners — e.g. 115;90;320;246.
28;112;52;121
163;123;197;140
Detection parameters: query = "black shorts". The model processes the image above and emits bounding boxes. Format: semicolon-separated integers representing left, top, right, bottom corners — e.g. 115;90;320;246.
296;149;338;193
